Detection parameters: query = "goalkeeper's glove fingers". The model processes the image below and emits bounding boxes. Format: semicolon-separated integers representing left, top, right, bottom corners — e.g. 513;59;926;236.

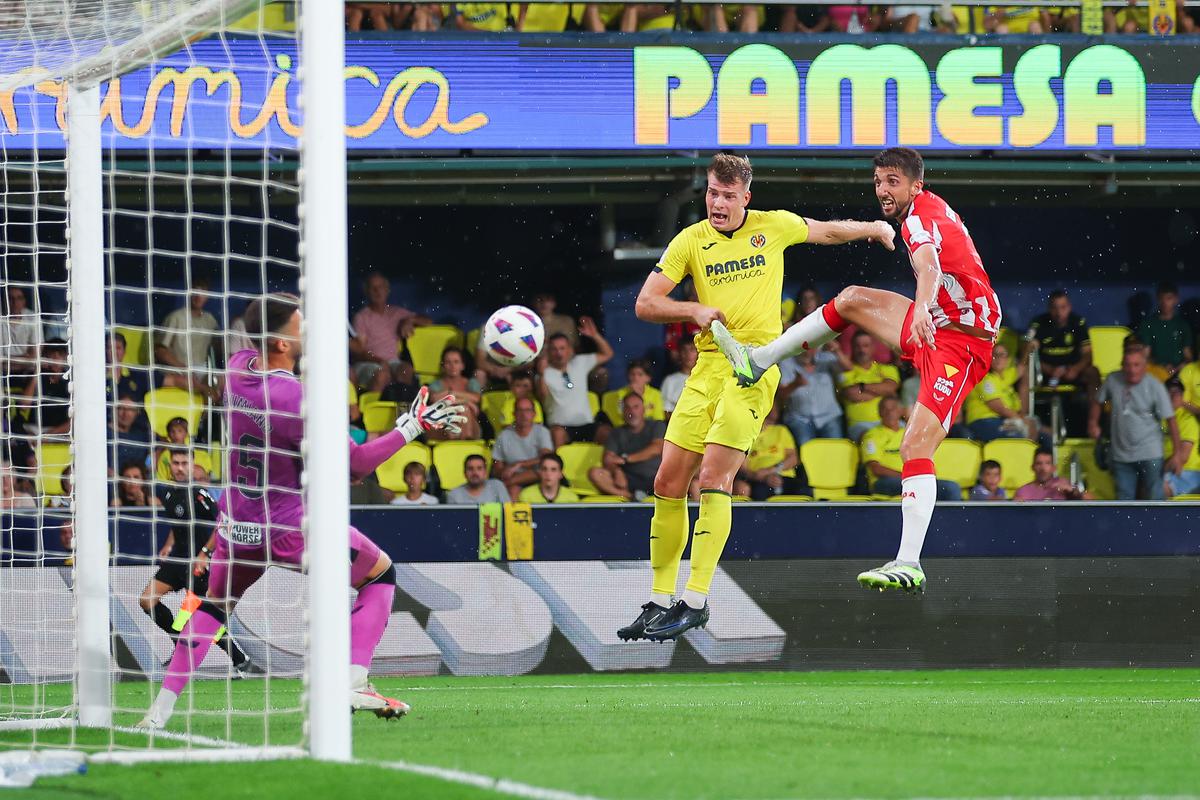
396;386;470;440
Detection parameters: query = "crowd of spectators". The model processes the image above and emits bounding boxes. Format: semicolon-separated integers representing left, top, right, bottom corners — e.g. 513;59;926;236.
343;1;1200;34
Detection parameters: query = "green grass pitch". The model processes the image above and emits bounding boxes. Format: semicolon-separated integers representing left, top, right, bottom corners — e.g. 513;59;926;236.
8;668;1199;799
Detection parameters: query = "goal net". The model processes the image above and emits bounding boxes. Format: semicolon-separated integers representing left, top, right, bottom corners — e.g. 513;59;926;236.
1;0;350;765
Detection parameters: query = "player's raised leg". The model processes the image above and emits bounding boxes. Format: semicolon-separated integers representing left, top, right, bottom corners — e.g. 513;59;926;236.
618;441;701;640
347;529;409;719
714;285;912;387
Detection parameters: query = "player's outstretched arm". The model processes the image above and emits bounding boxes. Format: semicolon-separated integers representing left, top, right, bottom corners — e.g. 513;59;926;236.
348;387;467;480
635;270;724;329
804;219;895;250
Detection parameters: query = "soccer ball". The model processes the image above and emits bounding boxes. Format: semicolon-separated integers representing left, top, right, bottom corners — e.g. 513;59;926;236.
482;305;545;367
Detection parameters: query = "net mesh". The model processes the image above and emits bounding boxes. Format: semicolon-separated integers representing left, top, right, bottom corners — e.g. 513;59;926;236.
1;0;310;760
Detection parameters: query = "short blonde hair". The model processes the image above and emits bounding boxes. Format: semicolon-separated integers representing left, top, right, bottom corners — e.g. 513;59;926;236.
708;153;752;189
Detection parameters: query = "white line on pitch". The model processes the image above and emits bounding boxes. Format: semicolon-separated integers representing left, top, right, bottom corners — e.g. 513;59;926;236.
368;757;609;800
393;677;1200;692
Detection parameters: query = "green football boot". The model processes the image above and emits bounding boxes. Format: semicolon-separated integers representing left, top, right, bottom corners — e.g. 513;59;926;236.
711;320;767;388
857;561;926;594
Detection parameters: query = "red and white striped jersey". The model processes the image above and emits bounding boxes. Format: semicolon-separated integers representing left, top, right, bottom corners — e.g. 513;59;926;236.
899;189;1001;335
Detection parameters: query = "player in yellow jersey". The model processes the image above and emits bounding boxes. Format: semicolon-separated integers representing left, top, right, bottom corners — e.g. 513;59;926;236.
618;154;895;641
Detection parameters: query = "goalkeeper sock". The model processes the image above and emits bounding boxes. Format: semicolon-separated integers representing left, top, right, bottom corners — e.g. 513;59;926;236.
649;494;688;603
752;302;847;368
683;490;733;607
162;605;224;696
351;564;396;668
148;602;178;640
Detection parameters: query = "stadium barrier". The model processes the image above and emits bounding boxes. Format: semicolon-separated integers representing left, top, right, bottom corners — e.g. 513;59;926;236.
2;507;1195;680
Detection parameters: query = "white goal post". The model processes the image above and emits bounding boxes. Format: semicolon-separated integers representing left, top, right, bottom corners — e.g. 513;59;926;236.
0;0;351;764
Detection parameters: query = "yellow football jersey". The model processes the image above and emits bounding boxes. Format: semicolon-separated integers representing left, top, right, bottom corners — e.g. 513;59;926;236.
1164;407;1200;471
860;423;905;488
964;365;1020;423
657;210;808;352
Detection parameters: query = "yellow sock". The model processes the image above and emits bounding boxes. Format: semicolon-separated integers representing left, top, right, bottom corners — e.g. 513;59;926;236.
649;494;689;597
685;490;732;597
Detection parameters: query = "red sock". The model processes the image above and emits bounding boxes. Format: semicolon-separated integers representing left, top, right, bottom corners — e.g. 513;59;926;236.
902;458;935;478
822;301;849;332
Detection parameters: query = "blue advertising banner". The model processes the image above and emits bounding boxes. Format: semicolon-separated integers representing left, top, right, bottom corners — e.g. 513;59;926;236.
2;35;1198;151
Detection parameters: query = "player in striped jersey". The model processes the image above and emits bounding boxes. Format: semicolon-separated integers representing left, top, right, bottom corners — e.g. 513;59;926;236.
713;147;1001;594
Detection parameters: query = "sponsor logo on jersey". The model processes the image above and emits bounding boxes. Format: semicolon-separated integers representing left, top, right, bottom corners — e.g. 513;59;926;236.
702;242;718;250
944;364;960;378
223;521;264;546
933;375;955;400
704;254;768;286
750;233;766;248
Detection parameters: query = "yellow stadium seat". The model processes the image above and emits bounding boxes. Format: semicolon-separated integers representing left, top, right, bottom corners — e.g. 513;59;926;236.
1171;494;1200;502
982;438;1038;492
143;387;204;440
406;325;464;384
731;495;751;502
36;442;72;496
601;390;623;426
822;494;873;502
1089;325;1130;379
588;392;600;418
358;391;381;410
558;441;605;496
870;494;902;501
465;327;481;356
996;326;1021;365
935;438;982;494
767;494;812;502
581;494;629;503
1056;437;1115;500
206;445;223;481
228;1;295;31
431;440;490;492
114;325;150;366
481;390;544;434
781;298;796;326
362;402;398;434
375;441;432;493
800;438;858;499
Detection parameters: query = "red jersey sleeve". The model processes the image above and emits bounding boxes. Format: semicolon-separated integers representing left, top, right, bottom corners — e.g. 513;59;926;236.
900;197;941;254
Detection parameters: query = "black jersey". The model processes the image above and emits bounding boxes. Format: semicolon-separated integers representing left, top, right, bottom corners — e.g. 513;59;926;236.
1026;312;1091;368
159;485;218;560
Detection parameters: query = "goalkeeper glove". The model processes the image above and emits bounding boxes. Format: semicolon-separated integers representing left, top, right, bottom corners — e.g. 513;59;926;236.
396;386;468;441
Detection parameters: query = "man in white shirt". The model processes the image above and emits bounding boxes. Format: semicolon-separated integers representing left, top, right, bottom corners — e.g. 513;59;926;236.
661;339;697;420
155;277;220;392
535;316;613;448
492;396;553;500
3;286;42;379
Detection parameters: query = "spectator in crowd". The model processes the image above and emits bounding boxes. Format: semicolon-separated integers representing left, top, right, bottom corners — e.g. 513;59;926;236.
610;360;664;424
1014;448;1090;501
779;5;830;31
735;405;801;500
107;332;146;404
519;453;580;504
345;1;401;30
1181;350;1200;420
155;417;192;480
964;343;1039;442
155;277;220;393
828;3;876;31
112;461;160;508
20;340;71;438
226;313;253;355
351;271;431;393
2;285;42;381
1137;282;1193;380
533;292;578;350
839;331;900;441
861;396;961;500
970;459;1007;501
427;347;483;440
517;1;570;30
349;379;366;444
619;3;674;31
1024;289;1100;401
0;460;36;510
390;462;440;506
778;344;845;446
111;394;153;470
880;4;938;31
697;4;762;32
490;372;543;430
588;392;664;501
492;396;554;500
1089;347;1181;501
444;3;511;30
536;318;613;448
445;454;510;505
661;339;697;420
983;5;1050;33
1163;380;1200;498
663;280;701;370
350;472;394;505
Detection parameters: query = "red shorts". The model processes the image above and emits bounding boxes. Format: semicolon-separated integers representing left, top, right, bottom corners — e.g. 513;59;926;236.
900;303;993;432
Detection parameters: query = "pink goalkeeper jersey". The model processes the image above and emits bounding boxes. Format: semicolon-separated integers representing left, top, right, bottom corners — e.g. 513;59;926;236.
225;349;307;534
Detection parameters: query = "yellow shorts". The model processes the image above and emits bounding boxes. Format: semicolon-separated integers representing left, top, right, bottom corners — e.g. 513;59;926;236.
665;352;780;454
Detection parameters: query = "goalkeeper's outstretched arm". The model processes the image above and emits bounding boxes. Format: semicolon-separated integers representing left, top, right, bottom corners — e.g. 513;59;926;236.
348;386;466;480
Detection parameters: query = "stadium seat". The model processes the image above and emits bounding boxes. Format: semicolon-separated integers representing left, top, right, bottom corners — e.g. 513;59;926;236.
206;444;223;481
800;438;858;500
357;391;381;410
1089;325;1130;379
36;442;72;496
557;441;605;496
481;390;544;433
431;440;490;492
982;438;1038;492
114;325;150;365
588;392;600;418
375;441;432;493
143;387;204;440
1057;437;1115;501
766;494;812;502
581;494;629;503
781;298;796;326
870;494;902;502
465;327;481;356
406;325;464;383
601;390;622;426
1170;494;1200;502
824;495;874;502
362;402;398;434
935;438;982;497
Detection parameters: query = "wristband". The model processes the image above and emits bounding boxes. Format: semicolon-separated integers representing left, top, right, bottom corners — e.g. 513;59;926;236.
200;546;211;556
